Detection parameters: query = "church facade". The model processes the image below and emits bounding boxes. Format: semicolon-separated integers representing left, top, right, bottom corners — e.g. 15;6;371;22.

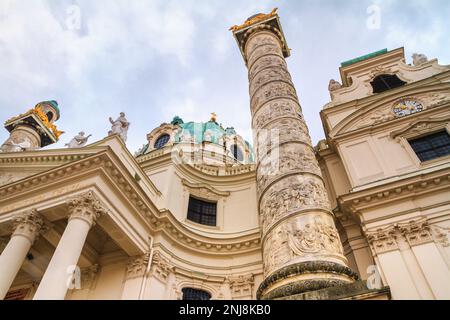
0;9;449;300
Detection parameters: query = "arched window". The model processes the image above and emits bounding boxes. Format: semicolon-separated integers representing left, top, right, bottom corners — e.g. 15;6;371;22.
154;134;170;149
230;144;244;161
370;74;406;94
182;288;211;300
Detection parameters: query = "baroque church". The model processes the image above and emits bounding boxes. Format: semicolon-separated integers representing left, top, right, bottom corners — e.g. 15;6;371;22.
0;9;449;300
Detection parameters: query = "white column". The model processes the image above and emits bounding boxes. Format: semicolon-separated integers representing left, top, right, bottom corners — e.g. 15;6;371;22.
0;209;44;299
33;192;106;300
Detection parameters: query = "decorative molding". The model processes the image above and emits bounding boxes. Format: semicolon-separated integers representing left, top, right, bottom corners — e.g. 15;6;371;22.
390;116;450;140
0;151;261;255
67;191;108;227
181;179;230;200
228;274;255;299
80;264;99;290
432;225;450;247
11;208;45;243
366;218;434;254
126;253;150;280
150;251;173;282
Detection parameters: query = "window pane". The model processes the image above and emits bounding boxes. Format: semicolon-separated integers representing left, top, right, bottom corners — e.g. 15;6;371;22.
409;131;450;162
187;197;217;226
154;134;170;149
182;288;211;300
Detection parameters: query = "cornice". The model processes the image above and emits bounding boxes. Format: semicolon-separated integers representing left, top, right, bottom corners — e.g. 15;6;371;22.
338;166;450;214
0;149;262;255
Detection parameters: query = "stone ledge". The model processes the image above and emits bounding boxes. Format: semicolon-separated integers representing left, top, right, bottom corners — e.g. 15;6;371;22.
276;281;391;300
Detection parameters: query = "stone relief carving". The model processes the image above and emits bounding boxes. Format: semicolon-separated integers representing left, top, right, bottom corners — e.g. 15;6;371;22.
432;226;450;247
287;216;343;256
79;264;99;290
399;219;433;247
248;56;287;81
245;34;280;56
260;176;330;234
412;53;428;66
251;82;298;113
126;253;150;280
247;44;283;67
250;68;292;95
253;99;301;129
151;251;173;283
263;214;343;277
357;108;395;129
257;144;321;194
228;274;255;299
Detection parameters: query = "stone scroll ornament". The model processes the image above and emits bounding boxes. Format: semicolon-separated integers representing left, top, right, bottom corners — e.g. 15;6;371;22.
231;9;358;300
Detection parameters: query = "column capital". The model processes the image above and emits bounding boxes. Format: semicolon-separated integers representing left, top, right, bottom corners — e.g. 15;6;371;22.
230;8;290;63
67;191;108;227
126;253;150;280
11;208;45;243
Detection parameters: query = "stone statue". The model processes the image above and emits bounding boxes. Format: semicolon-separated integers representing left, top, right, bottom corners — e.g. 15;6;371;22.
1;137;32;152
412;53;428;66
109;112;130;142
65;132;92;148
328;79;342;92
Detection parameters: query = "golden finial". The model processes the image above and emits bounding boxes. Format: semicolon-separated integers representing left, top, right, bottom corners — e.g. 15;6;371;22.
210;112;217;122
229;8;279;32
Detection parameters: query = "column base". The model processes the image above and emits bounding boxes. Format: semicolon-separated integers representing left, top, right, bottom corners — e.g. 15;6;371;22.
275;281;391;300
257;261;359;300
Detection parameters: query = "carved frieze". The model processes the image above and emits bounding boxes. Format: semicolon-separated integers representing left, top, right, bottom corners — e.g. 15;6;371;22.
250;68;293;95
259;175;330;235
245;33;281;57
262;214;343;277
248;56;287;82
257;143;321;195
247;44;283;68
252;99;301;129
251;82;298;114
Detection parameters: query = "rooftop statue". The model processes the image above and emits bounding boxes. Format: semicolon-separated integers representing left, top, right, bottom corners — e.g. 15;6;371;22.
412;53;428;66
0;136;32;152
65;132;92;148
109;112;130;142
328;79;343;92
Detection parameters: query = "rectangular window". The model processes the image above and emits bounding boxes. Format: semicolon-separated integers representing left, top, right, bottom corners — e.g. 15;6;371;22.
187;197;217;226
409;130;450;162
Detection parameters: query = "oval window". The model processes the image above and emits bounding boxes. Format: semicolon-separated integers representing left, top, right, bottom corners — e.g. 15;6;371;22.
154;134;170;149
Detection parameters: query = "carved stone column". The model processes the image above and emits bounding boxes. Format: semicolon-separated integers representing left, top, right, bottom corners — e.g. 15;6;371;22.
231;10;357;299
34;191;106;300
0;209;44;299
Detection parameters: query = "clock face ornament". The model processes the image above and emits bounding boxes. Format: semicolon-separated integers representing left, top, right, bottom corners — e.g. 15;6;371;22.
392;99;423;117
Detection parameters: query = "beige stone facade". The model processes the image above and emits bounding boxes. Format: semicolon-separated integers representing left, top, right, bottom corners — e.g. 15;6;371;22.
0;10;449;300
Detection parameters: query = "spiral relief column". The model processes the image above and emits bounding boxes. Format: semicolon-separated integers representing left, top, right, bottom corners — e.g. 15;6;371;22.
231;10;357;299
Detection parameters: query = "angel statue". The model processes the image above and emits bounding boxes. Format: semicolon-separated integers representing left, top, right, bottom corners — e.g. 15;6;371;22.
109;112;130;142
65;132;92;148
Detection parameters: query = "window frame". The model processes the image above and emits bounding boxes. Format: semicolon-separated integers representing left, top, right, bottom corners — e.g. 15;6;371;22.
370;74;406;94
408;130;450;163
186;196;218;227
154;134;171;150
181;287;212;300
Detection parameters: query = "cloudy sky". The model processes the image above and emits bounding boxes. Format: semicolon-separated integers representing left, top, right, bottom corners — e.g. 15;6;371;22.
0;0;449;153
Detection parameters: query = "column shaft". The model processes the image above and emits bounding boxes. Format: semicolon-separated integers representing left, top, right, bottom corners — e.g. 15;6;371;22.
33;218;91;300
0;210;43;299
232;14;358;299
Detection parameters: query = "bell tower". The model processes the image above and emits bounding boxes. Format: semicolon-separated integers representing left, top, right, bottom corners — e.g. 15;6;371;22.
231;9;358;299
1;100;63;152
